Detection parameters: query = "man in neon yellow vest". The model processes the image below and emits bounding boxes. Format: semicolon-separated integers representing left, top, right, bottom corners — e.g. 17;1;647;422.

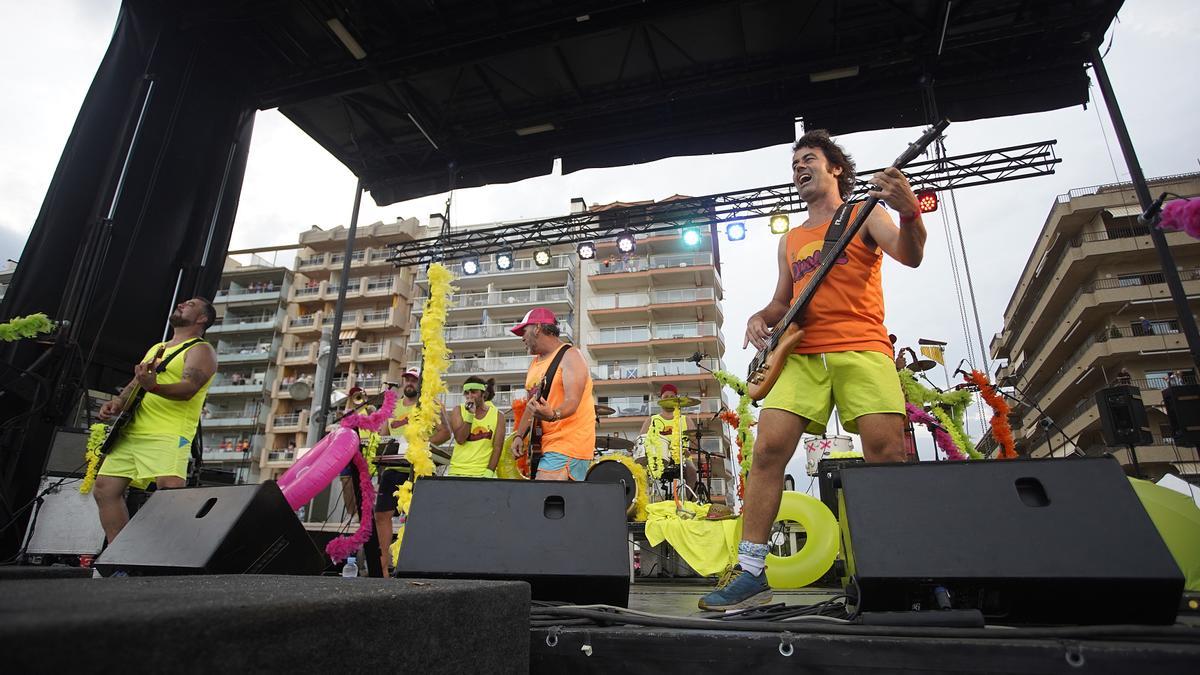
374;368;449;574
444;376;507;477
93;298;218;544
637;383;700;486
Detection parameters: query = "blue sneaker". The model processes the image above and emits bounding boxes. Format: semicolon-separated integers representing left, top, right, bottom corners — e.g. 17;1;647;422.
698;565;773;611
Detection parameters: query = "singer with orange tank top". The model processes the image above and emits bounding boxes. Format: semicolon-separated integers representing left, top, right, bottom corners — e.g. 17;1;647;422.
508;308;596;481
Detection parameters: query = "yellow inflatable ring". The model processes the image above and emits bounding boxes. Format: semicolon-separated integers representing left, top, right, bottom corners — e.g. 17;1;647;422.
764;491;839;589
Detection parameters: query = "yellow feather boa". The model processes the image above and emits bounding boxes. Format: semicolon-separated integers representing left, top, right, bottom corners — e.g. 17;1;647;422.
79;423;106;494
396;263;456;514
595;453;650;521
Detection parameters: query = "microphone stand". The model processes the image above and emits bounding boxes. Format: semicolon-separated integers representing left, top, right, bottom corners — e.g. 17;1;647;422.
993;380;1082;457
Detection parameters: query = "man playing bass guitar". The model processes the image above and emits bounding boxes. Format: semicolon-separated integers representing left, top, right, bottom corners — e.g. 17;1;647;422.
93;297;218;544
700;130;926;611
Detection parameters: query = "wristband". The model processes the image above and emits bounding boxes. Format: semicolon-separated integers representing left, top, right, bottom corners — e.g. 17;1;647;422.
899;212;919;225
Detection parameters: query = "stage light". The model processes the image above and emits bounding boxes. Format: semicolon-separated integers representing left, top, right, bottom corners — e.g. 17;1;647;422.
462;256;480;276
495;249;514;270
616;232;636;254
917;189;939;213
725;222;746;241
682;227;702;248
577;241;597;260
769;213;790;234
533;248;553;267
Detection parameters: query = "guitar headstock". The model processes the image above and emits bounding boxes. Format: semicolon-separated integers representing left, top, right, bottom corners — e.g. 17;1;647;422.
892;119;950;167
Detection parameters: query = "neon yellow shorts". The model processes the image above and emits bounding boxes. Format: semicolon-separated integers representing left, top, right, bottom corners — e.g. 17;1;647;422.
97;432;192;484
761;351;905;435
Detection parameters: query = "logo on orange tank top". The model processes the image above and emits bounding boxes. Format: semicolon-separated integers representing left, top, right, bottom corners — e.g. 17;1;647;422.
790;240;848;282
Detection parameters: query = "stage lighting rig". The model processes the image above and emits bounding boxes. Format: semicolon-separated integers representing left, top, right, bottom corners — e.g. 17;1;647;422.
917;189;939;213
462;256;480;275
725;222;746;241
495;249;514;270
577;241;596;260
533;247;553;266
682;226;702;248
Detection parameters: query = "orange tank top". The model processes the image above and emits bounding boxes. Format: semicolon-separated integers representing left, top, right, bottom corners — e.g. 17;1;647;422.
525;346;596;460
784;204;892;356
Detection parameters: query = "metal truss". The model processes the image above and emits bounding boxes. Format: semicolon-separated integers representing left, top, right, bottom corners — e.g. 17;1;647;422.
388;140;1058;267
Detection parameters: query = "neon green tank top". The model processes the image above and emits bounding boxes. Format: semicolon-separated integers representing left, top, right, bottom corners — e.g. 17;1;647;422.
127;340;214;444
650;412;688;450
448;402;499;476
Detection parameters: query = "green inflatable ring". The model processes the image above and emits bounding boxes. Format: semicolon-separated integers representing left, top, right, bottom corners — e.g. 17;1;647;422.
765;491;839;589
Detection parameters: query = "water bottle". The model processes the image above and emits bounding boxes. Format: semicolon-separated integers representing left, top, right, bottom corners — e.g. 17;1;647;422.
341;556;359;578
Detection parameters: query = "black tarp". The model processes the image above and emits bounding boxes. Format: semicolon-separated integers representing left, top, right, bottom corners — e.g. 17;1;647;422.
0;1;256;555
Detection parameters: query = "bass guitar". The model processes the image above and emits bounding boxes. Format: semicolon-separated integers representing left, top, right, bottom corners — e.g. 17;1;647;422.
746;119;950;401
97;345;165;455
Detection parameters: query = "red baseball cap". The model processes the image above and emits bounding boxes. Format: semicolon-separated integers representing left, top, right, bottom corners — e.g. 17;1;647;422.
510;307;558;336
659;384;678;397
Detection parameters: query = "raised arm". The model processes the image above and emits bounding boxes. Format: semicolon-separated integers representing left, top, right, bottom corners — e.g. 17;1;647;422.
864;167;925;267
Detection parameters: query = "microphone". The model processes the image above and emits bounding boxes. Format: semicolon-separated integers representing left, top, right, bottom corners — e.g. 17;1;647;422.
1138;192;1168;226
953;359;971;379
384;380;401;388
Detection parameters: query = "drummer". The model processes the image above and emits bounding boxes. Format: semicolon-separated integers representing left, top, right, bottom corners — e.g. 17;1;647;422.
637;384;700;486
442;376;507;478
374;368;448;575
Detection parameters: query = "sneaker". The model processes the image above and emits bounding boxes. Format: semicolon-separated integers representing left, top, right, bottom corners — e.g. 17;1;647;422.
698;565;773;611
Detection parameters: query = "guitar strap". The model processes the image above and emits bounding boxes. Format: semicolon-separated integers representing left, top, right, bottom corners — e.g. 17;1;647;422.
529;344;572;476
155;337;205;374
818;202;854;262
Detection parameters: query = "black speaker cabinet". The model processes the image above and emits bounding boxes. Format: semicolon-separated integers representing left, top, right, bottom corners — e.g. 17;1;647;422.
1095;385;1152;446
95;481;324;576
395;478;630;607
838;458;1183;625
1163;384;1200;447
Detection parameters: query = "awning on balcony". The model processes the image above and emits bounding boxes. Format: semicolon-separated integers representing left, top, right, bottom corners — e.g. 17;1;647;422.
1104;204;1144;219
339;329;358;340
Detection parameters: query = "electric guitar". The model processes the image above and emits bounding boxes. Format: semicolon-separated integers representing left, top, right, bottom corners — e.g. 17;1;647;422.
746;119;950;401
97;345;166;455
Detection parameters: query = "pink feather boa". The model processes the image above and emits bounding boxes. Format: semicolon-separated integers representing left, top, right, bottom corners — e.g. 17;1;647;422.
324;388;396;564
1157;198;1200;239
906;402;967;461
325;451;376;564
340;389;398;432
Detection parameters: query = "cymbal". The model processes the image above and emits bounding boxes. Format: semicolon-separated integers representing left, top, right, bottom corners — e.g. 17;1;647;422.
658;395;701;410
595;435;635;451
595;404;616;417
905;359;938;373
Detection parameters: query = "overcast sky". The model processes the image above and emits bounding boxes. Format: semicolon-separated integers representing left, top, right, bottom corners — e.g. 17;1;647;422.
2;1;1198;464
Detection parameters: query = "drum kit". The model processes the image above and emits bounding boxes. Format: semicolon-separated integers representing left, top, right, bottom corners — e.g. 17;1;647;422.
586;395;708;518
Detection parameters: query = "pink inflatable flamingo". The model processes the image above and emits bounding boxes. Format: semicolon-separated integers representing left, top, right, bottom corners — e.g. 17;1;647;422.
277;390;397;563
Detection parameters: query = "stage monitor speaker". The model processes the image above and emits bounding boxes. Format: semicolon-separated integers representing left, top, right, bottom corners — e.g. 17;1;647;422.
1095;385;1152;446
95;481;325;577
395;478;630;607
838;458;1183;625
1163;384;1200;447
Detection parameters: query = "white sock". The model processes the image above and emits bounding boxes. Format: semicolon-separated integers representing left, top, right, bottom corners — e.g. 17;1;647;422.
738;552;766;576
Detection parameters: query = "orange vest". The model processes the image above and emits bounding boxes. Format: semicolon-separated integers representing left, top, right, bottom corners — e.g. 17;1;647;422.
525;346;596;460
784;204;892;356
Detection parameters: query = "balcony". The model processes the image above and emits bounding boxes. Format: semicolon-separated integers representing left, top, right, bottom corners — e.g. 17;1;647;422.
297;253;328;269
588;287;721;322
286;313;320;334
446;355;535;377
270;411;306;432
590;358;722;384
206;315;278;335
291;284;323;302
354;375;384;392
590;322;722;346
364;275;400;296
414;286;574;322
207;378;264;395
597;396;726;421
282;344;316;363
216;345;271;364
214;288;281;305
360;308;397;328
587;252;719;291
443;390;518;410
204;410;259;428
202;448;255;463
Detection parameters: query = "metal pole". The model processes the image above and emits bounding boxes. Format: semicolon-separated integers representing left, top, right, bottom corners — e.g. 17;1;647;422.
315;178;364;431
1089;44;1200;367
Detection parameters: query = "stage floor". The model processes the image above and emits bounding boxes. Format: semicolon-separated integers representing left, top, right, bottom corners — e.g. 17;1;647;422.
629;577;839;616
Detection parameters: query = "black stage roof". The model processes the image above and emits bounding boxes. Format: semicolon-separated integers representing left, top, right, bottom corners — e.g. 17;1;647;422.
218;0;1122;206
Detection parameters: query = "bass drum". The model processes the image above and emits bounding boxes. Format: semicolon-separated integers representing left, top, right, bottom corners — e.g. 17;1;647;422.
586;456;642;521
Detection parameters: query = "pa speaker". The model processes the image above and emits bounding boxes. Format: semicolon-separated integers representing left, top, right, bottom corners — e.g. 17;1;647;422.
1095;385;1152;446
838;458;1183;625
1163;384;1200;447
395;478;630;607
95;481;324;576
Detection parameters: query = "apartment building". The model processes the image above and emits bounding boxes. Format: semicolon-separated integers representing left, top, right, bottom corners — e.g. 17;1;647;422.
989;173;1200;479
204;255;291;483
262;218;418;478
412;198;735;502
